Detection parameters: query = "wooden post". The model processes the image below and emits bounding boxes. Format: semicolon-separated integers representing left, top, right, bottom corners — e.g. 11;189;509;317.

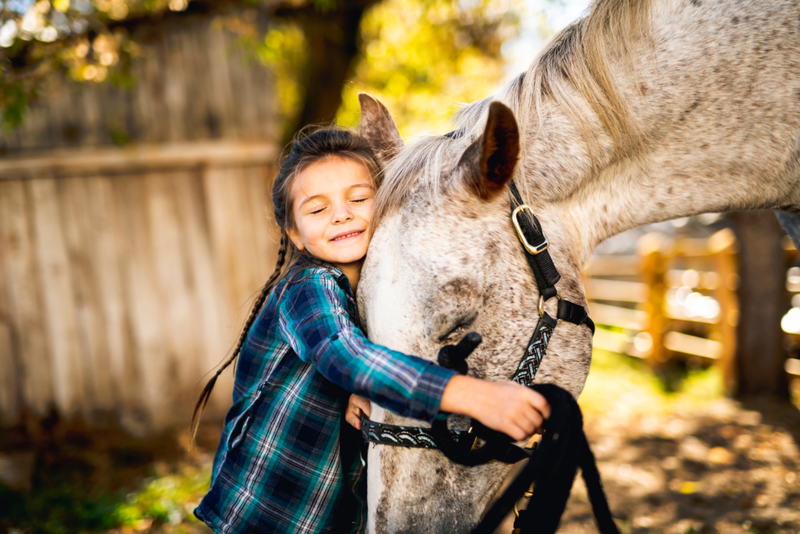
639;233;668;367
709;229;739;395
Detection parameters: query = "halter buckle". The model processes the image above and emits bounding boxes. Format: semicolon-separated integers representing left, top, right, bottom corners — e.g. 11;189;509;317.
538;292;563;319
512;205;549;255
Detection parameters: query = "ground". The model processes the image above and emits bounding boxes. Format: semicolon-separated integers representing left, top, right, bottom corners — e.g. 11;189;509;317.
498;350;800;534
1;349;798;533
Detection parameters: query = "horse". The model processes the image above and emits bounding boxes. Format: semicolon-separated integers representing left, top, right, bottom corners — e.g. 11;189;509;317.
355;0;800;531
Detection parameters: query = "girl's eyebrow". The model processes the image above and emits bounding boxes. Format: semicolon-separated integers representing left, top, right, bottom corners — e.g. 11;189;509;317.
349;182;375;191
298;194;324;209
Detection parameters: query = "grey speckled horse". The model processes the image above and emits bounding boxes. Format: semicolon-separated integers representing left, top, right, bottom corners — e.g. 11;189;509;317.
356;0;800;531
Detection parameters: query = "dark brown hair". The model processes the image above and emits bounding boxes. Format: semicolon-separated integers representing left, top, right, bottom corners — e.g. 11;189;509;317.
191;126;384;439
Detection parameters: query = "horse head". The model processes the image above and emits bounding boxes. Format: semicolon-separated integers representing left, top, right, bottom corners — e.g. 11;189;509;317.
357;93;593;533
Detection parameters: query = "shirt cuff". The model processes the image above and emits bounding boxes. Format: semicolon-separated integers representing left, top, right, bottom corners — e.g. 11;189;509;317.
408;363;457;423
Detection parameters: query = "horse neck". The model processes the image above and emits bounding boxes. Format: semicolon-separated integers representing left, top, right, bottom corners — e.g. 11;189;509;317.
518;87;799;270
508;0;800;269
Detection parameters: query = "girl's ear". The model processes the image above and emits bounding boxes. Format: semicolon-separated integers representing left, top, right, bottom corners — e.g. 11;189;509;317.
359;93;403;164
456;101;520;202
286;227;304;251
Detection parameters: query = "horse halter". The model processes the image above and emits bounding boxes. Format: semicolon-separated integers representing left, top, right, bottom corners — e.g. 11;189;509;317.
359;180;621;534
360;181;595;461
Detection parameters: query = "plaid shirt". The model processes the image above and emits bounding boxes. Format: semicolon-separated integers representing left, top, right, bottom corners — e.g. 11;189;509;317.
194;257;455;534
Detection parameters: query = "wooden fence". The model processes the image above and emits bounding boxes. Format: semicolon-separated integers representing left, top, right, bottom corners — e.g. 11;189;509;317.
0;141;280;434
0;12;286;435
584;229;800;390
783;244;800;385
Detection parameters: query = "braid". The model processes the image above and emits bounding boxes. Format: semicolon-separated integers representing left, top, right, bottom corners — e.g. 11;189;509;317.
190;232;290;441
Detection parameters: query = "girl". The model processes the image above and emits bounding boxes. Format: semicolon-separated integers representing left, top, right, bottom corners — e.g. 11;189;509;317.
192;127;550;534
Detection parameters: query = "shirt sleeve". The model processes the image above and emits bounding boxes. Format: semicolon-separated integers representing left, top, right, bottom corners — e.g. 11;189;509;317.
277;269;455;423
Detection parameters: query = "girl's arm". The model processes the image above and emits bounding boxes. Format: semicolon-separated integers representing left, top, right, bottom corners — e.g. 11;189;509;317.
279;269;455;422
281;269;549;439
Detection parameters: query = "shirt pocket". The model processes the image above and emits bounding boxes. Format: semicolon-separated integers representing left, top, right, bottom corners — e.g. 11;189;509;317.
226;390;262;451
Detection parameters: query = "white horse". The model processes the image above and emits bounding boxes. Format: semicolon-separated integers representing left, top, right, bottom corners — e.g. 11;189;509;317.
356;0;800;531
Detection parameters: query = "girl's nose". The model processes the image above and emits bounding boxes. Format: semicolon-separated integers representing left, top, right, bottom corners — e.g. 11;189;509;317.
331;202;354;224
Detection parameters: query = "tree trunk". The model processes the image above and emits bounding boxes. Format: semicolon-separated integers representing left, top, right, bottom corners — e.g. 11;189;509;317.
732;210;790;399
278;0;379;145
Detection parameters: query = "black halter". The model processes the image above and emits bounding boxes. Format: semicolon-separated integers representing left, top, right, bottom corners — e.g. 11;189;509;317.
360;180;616;533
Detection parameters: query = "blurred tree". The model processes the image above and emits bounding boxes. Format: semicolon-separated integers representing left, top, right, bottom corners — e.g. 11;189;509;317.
0;0;521;140
335;0;520;136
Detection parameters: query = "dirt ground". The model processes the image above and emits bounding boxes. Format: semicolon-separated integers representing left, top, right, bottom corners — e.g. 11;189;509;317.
494;397;800;534
567;397;799;534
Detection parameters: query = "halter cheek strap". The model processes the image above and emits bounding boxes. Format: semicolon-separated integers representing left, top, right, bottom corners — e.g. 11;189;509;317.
509;181;594;336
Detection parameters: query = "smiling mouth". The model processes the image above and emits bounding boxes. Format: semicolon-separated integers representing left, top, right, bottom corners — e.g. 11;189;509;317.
331;230;363;242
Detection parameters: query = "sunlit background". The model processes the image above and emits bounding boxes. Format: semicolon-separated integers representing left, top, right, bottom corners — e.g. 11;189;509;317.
1;0;799;532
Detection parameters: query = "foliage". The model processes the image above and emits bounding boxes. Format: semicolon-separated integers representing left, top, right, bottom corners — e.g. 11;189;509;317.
336;0;522;136
112;464;210;528
0;479;122;533
0;0;157;129
0;462;210;533
256;20;308;127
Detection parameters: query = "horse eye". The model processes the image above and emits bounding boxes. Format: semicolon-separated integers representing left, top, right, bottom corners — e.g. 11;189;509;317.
438;312;477;344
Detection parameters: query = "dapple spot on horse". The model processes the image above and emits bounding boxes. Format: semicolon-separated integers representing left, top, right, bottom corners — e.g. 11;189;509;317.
358;0;800;531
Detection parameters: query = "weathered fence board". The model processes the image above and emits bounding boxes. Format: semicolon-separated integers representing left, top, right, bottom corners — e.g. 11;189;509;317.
0;155;278;433
0;181;53;420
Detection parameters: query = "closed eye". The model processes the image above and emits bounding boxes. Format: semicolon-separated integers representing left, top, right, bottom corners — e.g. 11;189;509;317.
438;312;478;344
310;206;326;214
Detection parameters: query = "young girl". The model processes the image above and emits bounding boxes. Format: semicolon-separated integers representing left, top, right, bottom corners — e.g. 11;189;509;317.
192;127;550;534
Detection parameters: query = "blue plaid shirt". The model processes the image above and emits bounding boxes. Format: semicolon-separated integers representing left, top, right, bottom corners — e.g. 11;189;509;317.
194;257;456;533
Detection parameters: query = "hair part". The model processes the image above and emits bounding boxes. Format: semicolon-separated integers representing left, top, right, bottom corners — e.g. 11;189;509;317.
191;126;384;440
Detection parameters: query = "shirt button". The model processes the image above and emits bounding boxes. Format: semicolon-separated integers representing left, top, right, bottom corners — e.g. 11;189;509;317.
331;334;339;341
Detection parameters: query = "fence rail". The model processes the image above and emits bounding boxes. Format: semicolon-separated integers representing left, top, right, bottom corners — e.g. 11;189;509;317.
584;229;800;390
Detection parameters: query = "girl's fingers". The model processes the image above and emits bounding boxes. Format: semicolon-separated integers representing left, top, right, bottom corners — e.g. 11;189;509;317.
351;395;371;417
525;389;551;419
345;408;359;429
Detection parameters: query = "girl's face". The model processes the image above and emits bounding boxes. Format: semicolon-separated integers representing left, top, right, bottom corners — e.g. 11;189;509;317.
287;156;375;272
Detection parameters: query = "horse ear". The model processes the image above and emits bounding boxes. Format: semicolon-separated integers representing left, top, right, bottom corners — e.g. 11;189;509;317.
457;101;520;201
359;93;403;163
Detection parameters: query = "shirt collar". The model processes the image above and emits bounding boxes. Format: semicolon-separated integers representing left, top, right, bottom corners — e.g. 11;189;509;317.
296;255;355;295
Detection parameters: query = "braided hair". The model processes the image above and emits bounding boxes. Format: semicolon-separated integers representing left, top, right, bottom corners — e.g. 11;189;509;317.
191;126;384;439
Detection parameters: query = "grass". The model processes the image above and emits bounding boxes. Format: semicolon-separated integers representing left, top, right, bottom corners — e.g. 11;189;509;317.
0;455;211;533
578;344;725;418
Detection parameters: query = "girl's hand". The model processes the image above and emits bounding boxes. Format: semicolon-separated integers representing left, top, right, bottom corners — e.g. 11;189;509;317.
440;375;550;442
345;394;371;430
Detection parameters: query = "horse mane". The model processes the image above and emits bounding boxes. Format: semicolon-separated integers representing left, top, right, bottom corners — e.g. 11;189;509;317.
373;0;652;225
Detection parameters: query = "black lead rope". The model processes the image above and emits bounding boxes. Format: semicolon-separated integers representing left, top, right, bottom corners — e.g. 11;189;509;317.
473;384;619;534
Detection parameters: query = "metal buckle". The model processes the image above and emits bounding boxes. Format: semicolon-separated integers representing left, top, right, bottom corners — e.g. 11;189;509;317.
512;205;549;255
538;292;563;319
